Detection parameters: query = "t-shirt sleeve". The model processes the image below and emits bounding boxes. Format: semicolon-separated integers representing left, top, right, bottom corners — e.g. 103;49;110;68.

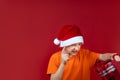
87;50;100;68
47;53;60;75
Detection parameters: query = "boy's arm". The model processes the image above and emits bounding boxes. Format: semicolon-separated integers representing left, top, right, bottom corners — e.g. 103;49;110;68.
50;47;70;80
50;63;65;80
99;53;117;61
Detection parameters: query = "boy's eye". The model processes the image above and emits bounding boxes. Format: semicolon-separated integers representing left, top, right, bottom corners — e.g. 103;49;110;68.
78;43;82;45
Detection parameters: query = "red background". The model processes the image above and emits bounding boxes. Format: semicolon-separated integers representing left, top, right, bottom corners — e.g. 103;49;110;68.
0;0;120;80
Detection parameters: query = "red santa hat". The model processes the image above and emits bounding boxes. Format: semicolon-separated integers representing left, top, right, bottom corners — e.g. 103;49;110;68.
53;25;84;47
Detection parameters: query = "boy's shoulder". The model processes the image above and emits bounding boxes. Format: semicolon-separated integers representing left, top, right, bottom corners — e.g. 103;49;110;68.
80;48;90;52
50;50;62;58
79;48;98;55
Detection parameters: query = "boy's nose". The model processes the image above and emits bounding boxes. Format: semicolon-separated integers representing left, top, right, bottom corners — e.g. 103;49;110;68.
73;46;79;51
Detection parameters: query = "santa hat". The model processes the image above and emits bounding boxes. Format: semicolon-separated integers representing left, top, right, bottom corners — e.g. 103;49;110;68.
53;25;84;47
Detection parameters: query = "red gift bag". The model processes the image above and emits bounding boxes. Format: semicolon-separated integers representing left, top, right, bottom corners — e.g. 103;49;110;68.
112;54;120;75
95;54;120;80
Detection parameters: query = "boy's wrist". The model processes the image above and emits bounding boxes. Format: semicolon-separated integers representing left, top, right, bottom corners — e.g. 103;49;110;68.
61;61;66;66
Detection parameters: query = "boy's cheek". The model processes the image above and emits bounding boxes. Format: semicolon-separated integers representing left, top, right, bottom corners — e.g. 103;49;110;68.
65;48;71;54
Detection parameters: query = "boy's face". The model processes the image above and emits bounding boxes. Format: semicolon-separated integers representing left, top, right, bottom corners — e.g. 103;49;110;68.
65;43;82;57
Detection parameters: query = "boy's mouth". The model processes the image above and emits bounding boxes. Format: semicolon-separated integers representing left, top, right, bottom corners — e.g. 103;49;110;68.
70;50;78;55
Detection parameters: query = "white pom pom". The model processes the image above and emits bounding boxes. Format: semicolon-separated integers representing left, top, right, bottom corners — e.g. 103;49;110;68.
54;38;60;45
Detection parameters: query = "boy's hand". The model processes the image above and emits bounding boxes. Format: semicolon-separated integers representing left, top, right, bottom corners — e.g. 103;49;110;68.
61;47;70;65
113;54;120;62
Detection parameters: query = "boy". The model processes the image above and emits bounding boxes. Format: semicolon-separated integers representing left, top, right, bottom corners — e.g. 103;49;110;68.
47;25;116;80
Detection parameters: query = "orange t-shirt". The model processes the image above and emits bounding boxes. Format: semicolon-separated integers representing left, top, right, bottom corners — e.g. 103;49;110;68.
47;48;100;80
